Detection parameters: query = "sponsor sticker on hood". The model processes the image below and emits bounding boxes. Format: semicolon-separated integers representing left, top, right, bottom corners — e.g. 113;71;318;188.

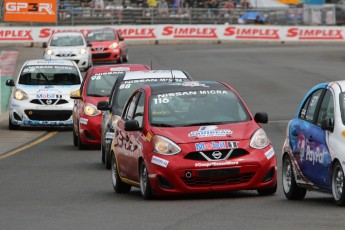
189;126;232;138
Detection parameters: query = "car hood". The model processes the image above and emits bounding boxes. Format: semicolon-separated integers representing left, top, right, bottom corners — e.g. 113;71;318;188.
89;41;115;47
17;84;80;95
48;46;86;54
150;121;260;144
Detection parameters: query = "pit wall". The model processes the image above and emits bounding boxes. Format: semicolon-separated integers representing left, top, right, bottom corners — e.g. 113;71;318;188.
0;25;344;44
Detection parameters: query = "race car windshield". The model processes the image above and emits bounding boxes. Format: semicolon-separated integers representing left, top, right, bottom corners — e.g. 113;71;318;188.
50;35;85;46
86;72;125;97
86;31;116;41
18;65;81;85
113;78;186;115
149;89;251;127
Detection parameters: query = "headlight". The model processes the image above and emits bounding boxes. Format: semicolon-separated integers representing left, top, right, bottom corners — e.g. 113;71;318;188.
250;128;270;149
80;48;86;54
84;102;101;116
153;135;181;155
46;49;53;55
13;88;28;100
109;42;118;49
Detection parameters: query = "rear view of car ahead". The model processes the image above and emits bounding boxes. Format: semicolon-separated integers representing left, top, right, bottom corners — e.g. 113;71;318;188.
108;81;277;199
86;28;128;64
43;31;92;71
282;81;345;206
98;70;192;169
6;59;83;129
70;64;150;150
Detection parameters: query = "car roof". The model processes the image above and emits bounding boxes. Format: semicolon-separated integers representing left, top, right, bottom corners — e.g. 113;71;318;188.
51;31;84;37
331;80;345;92
88;28;116;33
25;59;76;66
88;64;150;73
146;81;228;95
122;70;189;81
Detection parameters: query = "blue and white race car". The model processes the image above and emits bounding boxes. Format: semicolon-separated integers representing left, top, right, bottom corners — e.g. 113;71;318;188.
6;59;83;129
282;80;345;206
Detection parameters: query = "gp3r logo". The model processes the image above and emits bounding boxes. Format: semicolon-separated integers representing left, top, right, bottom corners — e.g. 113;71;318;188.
5;2;54;14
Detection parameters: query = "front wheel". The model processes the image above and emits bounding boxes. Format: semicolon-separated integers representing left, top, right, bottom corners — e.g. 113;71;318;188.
73;128;78;146
9;116;19;130
117;52;123;64
104;141;112;170
111;153;131;193
332;161;345;206
77;128;87;150
257;182;277;196
140;161;154;200
282;155;306;200
123;52;129;63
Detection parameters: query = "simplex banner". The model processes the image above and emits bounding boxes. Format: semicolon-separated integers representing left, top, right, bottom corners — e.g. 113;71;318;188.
0;25;344;42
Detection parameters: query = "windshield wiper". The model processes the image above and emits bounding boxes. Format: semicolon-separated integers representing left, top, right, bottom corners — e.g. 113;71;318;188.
181;122;225;127
87;94;105;97
150;123;175;127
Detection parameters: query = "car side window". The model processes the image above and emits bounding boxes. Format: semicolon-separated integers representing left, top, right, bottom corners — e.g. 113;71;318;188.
301;89;323;122
123;93;139;121
133;92;145;128
316;90;334;126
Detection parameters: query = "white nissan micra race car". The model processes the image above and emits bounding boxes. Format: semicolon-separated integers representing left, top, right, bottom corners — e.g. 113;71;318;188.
43;31;92;71
6;59;83;129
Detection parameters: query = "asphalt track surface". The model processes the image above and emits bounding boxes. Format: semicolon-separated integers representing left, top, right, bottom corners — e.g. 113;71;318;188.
1;44;345;230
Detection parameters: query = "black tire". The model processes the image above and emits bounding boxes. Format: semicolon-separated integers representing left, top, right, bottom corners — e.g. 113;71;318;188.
140;161;154;200
111;153;131;193
257;182;277;196
282;155;306;200
105;143;111;170
77;129;87;150
73;128;78;146
332;161;345;206
101;143;105;164
123;52;129;63
8;117;19;130
118;52;123;64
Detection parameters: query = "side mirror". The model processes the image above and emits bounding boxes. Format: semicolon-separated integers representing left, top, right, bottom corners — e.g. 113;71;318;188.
321;118;334;132
124;119;140;131
6;79;15;87
42;42;47;48
254;112;268;124
97;101;110;111
70;89;82;99
119;36;124;41
87;42;92;47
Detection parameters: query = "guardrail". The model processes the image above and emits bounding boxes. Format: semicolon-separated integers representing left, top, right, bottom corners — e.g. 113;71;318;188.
0;5;339;26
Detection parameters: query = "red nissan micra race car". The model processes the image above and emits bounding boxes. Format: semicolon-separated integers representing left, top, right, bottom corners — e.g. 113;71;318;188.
86;28;128;64
109;81;277;199
70;64;150;150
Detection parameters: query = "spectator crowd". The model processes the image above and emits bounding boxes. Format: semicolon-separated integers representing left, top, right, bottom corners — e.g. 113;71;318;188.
58;0;253;20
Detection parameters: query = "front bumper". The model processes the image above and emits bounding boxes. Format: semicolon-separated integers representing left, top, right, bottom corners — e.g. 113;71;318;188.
43;53;90;70
145;146;277;196
78;114;102;145
9;98;73;127
91;49;120;62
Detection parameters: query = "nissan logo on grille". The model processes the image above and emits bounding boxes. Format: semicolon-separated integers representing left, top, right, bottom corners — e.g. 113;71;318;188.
212;151;222;159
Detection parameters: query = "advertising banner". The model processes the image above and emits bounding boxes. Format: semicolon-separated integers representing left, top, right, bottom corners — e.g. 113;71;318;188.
0;25;344;43
4;0;57;23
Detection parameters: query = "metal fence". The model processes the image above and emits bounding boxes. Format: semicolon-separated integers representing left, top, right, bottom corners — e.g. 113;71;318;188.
0;5;340;26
